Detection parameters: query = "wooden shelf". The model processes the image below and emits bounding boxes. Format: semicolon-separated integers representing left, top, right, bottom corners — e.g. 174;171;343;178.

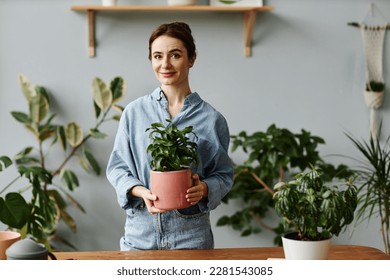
71;5;273;57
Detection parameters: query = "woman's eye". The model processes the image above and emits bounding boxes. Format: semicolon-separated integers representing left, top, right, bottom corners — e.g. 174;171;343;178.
171;53;181;59
153;55;162;60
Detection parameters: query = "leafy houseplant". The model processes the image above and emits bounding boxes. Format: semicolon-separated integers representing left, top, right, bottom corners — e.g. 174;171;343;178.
146;119;198;172
346;131;390;255
274;167;358;241
146;120;198;210
0;74;125;250
216;124;354;244
273;167;358;259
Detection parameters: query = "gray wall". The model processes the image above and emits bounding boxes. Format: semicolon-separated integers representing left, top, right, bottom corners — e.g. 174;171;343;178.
1;0;389;252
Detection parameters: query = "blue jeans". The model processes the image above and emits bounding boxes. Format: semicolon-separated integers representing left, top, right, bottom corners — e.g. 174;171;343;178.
120;203;214;250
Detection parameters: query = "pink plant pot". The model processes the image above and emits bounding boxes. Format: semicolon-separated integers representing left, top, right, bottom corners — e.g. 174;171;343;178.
0;231;21;260
150;169;192;210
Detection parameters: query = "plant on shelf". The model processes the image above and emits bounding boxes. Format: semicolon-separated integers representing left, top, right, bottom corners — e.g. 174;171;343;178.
0;74;125;250
216;124;354;245
346;130;390;255
273;167;357;259
146;119;198;210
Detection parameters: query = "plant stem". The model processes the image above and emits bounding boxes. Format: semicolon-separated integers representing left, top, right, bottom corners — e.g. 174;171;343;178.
52;134;92;177
39;141;45;169
250;171;275;196
51;106;110;177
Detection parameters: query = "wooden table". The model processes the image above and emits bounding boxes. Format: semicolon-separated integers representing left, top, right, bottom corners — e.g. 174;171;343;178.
54;245;390;260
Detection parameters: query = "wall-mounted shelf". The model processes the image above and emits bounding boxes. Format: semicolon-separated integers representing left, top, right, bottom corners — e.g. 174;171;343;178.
71;5;273;58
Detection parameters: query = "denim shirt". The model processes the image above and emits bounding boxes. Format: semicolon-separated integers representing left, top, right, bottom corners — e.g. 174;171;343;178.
106;87;233;213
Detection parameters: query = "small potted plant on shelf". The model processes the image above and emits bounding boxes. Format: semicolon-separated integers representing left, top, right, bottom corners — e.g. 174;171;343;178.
146;119;198;210
273;166;358;259
210;0;263;6
167;0;197;6
102;0;118;6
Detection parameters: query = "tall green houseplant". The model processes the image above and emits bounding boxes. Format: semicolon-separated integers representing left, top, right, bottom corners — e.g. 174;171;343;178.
346;131;390;255
0;74;125;249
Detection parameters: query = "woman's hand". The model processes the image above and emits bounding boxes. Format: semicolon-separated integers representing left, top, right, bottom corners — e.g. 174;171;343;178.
186;174;208;205
130;186;166;214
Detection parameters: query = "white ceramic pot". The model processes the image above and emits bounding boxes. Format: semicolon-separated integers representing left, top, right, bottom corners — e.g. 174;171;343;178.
102;0;118;6
282;232;331;260
167;0;197;6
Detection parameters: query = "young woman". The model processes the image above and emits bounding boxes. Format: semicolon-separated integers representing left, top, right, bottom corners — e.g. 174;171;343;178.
106;22;233;250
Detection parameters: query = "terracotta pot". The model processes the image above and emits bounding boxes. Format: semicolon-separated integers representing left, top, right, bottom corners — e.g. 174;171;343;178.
0;231;21;260
281;232;331;260
150;169;192;210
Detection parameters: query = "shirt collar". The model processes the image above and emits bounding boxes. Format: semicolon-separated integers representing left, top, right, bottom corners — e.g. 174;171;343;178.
152;87;202;107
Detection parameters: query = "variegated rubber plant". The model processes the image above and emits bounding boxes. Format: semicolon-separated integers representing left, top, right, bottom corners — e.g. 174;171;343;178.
0;74;125;250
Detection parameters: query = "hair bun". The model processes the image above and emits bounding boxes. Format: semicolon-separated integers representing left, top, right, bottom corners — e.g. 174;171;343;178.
171;22;192;34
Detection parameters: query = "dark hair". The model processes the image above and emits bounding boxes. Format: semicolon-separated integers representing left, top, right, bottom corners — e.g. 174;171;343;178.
148;22;196;60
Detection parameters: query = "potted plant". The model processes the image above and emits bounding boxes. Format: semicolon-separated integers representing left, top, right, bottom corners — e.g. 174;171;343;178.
364;80;385;112
102;0;118;6
146;119;198;210
273;167;358;259
364;80;385;138
167;0;197;6
216;124;354;245
210;0;263;6
346;130;390;255
0;74;125;250
366;80;385;93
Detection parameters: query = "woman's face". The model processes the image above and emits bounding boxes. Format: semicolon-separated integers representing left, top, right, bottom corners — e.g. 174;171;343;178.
150;35;195;88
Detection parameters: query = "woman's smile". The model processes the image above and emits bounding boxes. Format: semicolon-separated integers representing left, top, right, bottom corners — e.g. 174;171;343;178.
160;71;176;78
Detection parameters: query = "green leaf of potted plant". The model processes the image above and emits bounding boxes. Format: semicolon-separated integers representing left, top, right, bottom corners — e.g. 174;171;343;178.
273;166;358;259
146;119;198;210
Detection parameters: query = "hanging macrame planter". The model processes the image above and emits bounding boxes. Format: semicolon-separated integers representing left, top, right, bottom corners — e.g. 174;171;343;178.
348;4;389;139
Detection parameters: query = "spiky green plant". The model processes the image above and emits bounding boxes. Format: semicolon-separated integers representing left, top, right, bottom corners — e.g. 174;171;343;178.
346;131;390;255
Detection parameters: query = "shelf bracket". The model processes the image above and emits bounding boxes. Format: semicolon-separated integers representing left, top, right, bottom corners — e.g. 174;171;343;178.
88;10;96;57
243;10;257;57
